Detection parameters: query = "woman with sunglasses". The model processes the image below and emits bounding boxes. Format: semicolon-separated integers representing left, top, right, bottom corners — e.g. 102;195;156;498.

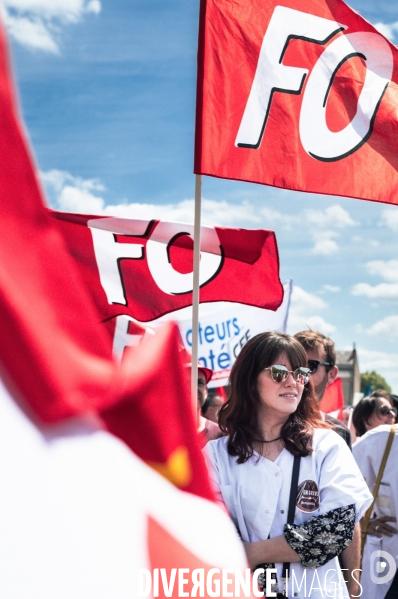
204;332;372;599
352;391;396;439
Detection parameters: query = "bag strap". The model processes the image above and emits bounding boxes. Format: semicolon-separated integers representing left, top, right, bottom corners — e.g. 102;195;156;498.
361;424;396;557
281;455;301;593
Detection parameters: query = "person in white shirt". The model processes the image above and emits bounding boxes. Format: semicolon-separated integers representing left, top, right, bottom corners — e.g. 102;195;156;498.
353;425;398;599
204;332;372;599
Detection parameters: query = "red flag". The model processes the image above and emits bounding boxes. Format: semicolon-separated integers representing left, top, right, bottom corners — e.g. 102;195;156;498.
320;377;345;419
0;21;117;422
0;374;247;597
0;17;253;598
101;322;215;499
195;0;398;204
50;210;283;322
0;19;213;500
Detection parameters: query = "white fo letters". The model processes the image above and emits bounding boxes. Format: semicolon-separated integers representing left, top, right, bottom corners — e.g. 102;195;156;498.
235;6;393;161
88;218;223;304
300;31;393;160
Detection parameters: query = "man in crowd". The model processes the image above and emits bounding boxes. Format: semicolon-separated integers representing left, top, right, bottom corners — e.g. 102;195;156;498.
201;392;224;424
295;330;359;599
294;329;351;447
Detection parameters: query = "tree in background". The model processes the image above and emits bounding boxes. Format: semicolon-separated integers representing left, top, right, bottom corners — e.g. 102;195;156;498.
361;371;392;395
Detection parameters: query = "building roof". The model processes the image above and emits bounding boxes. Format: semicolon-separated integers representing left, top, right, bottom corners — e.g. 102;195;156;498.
336;350;356;367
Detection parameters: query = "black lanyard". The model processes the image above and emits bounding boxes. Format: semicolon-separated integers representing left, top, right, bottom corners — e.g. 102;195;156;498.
278;455;301;598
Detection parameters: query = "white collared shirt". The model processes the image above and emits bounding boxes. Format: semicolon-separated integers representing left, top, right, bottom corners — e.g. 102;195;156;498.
205;428;372;599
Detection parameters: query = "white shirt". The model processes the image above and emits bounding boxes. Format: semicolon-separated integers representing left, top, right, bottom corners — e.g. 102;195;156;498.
353;425;398;599
205;429;372;599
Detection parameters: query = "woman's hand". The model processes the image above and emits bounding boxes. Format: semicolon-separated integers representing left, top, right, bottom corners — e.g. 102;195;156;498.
367;516;397;538
243;536;300;570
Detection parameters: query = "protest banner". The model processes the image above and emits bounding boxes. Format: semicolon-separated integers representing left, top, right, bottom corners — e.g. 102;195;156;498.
195;0;398;204
179;281;292;387
108;282;291;384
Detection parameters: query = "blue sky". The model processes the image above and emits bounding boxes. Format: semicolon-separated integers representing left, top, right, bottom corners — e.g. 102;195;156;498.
5;0;398;391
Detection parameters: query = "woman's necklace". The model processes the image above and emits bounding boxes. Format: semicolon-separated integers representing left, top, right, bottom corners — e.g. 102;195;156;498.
255;436;281;443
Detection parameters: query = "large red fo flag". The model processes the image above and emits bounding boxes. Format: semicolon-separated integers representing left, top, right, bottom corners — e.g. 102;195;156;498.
195;0;398;204
51;210;283;322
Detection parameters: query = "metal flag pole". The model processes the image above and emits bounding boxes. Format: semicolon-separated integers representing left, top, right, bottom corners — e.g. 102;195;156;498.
191;174;202;419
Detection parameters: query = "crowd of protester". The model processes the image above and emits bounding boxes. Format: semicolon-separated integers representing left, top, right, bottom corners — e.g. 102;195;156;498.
195;329;398;599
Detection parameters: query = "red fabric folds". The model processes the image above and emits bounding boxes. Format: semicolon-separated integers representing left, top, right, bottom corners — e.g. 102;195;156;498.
0;22;213;500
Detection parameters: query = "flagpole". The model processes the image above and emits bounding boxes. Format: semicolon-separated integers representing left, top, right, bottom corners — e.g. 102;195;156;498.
191;174;202;420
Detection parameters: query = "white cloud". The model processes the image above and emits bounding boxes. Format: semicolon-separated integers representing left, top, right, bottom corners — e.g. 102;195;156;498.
86;1;101;15
323;285;340;293
258;206;298;231
41;169;105;195
1;0;101;53
3;14;59;52
373;21;398;42
291;287;328;312
41;170;268;226
368;315;398;338
351;282;398;302
287;286;335;335
357;348;398;393
58;185;104;213
311;231;339;256
366;260;398;283
305;205;358;229
352;260;398;303
380;208;398;232
303;205;358;255
41;169;106;212
300;316;336;335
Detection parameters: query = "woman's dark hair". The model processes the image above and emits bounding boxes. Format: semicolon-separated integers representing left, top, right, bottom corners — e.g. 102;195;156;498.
352;391;393;437
218;331;328;462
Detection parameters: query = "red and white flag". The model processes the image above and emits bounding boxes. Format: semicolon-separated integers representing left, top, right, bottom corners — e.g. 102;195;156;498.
0;371;248;599
51;210;283;322
0;15;252;599
195;0;398;204
0;13;214;500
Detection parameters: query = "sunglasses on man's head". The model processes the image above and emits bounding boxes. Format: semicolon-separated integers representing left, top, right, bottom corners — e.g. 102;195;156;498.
307;359;332;374
377;405;397;417
264;365;311;385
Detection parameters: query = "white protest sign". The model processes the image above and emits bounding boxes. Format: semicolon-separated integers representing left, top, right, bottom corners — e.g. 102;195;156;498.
178;281;292;387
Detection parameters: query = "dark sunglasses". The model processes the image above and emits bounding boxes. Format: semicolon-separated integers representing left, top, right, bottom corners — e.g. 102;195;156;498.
307;359;332;374
377;405;397;417
264;365;311;385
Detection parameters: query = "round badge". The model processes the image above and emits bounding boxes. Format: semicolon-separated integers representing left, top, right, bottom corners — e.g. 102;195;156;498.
296;479;320;512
